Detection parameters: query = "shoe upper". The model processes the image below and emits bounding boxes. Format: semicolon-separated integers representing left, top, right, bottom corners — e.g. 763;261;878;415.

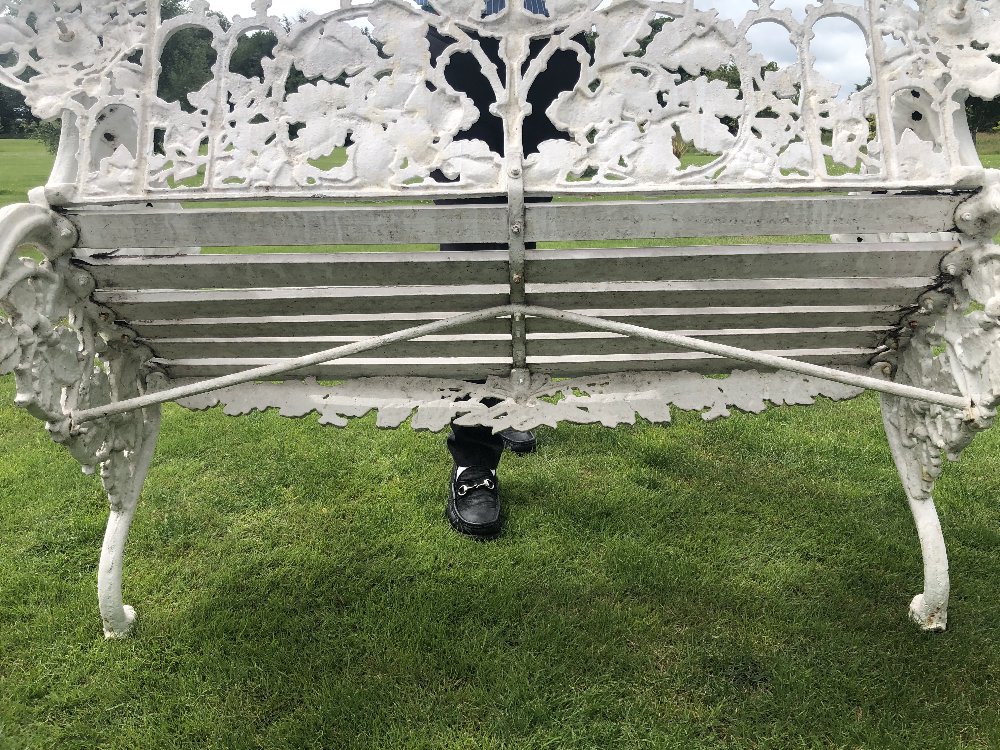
451;466;501;527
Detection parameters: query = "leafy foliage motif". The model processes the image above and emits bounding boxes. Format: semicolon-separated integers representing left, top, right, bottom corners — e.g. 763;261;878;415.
0;205;156;486
0;0;997;199
176;370;865;432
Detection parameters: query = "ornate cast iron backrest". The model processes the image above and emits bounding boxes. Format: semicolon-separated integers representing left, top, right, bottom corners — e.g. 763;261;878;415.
1;0;998;206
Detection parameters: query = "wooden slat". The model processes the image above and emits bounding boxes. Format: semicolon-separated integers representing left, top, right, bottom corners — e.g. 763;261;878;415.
100;278;928;321
65;194;964;249
67;204;509;249
157;357;512;380
130;314;511;339
157;348;875;379
95;285;509;319
525;242;953;283
524;194;964;241
80;241;954;291
526;277;935;309
145;327;884;361
523;306;904;333
524;327;887;357
528;348;877;376
60;180;971;208
130;306;904;339
80;251;510;290
146;334;511;360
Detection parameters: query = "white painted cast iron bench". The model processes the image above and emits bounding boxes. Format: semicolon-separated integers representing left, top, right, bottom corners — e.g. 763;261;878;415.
2;0;1000;637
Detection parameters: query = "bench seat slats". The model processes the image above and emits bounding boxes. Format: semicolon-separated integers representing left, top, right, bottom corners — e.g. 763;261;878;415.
80;242;953;290
131;315;511;338
144;327;886;361
68;204;510;249
65;194;964;249
527;243;951;283
97;279;932;321
156;358;514;379
80;251;511;290
526;195;964;241
524;327;887;357
156;348;876;380
129;306;904;339
148;335;513;359
526;277;935;310
524;306;904;334
529;349;876;376
96;285;510;318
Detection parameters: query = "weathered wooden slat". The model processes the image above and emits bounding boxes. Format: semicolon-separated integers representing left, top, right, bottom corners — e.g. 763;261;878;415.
528;348;877;376
96;285;510;319
100;278;927;322
523;306;904;333
65;194;964;249
61;180;971;208
156;347;875;380
526;242;953;283
525;327;887;357
130;314;511;339
80;251;510;290
157;357;512;380
524;194;964;241
526;277;935;310
147;334;511;360
146;327;884;361
81;241;953;291
67;204;509;249
129;308;905;349
129;305;904;339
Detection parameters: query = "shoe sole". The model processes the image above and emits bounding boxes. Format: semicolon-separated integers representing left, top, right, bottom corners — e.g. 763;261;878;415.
446;495;503;541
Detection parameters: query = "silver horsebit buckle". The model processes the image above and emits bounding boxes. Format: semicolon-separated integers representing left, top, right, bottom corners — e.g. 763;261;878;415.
457;477;495;497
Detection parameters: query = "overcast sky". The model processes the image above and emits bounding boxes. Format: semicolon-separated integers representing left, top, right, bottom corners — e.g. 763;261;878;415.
206;0;869;96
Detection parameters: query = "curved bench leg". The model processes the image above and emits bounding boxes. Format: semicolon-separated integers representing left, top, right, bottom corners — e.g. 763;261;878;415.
98;405;161;639
881;395;949;631
905;496;949;632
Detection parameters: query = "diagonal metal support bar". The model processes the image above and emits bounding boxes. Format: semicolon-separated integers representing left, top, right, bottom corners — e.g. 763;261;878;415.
521;306;972;411
69;304;972;426
71;306;521;424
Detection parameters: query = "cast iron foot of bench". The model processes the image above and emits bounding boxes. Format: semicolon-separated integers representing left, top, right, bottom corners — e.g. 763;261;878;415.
909;593;947;632
881;395;952;633
100;477;143;639
102;604;137;639
904;496;950;633
97;406;161;639
99;498;142;638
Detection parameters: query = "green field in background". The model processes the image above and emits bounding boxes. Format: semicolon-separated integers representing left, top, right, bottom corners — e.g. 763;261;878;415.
3;137;1000;749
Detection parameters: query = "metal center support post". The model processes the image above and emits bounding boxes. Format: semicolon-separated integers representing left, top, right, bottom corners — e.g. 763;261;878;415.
507;157;528;371
503;33;529;372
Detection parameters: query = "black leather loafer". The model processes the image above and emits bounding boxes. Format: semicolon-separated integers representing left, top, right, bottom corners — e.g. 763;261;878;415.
499;428;537;454
447;466;502;540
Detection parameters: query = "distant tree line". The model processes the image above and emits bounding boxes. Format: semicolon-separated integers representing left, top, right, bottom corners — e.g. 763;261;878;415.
0;0;293;148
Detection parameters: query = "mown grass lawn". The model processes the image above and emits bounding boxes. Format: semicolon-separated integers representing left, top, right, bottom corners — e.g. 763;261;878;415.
3;137;1000;749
